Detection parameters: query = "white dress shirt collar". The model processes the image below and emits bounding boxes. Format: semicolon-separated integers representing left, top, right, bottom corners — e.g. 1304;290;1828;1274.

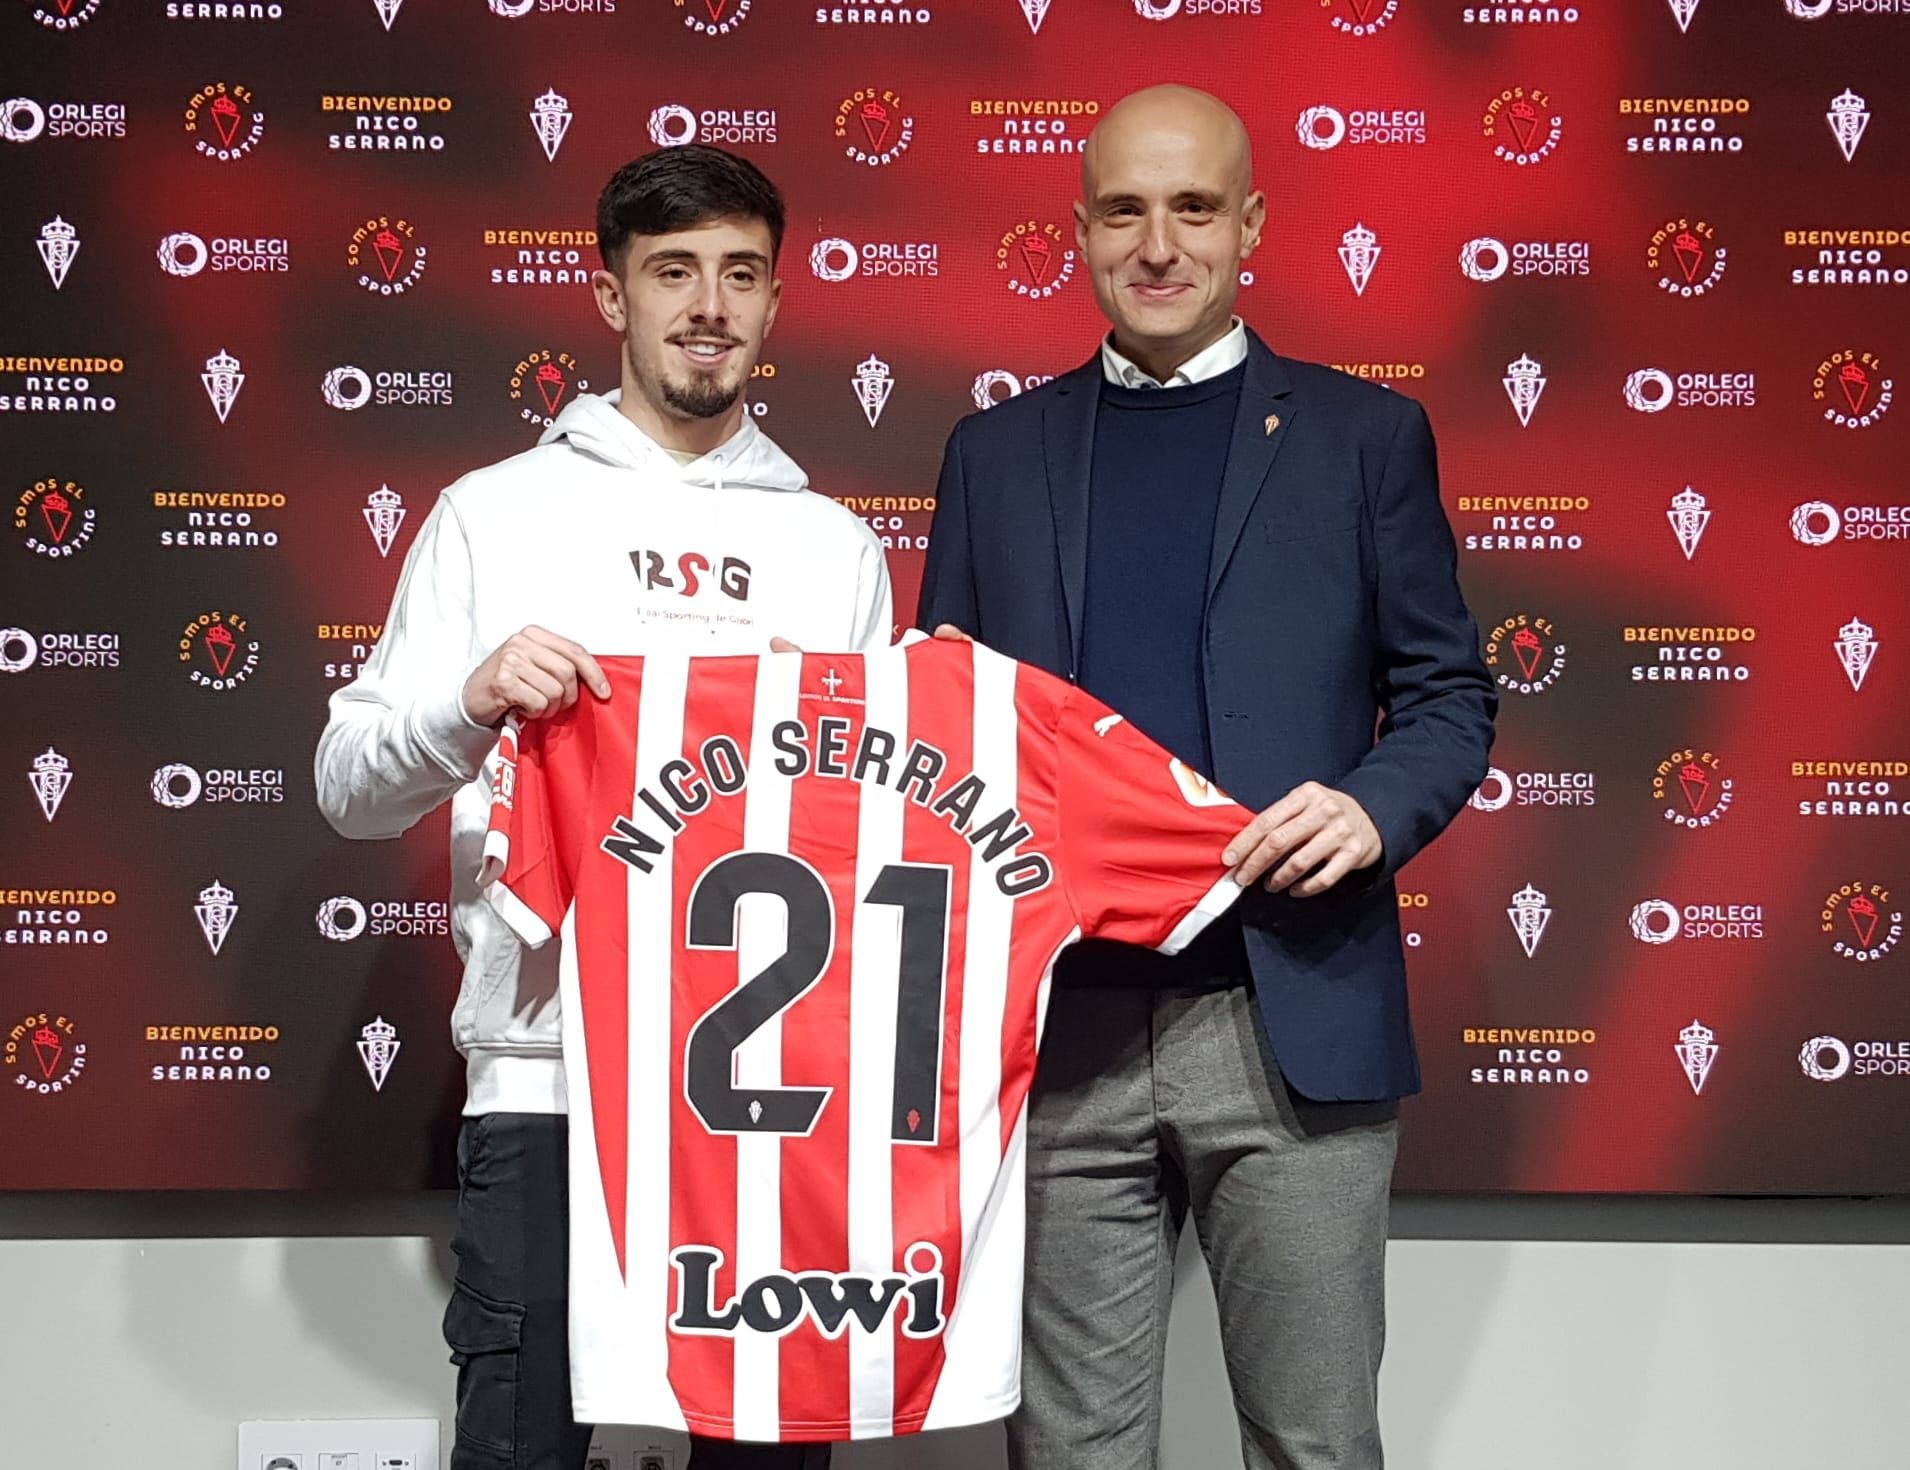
1099;318;1249;390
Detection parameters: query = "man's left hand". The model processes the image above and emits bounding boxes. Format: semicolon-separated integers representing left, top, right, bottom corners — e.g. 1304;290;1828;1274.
1223;782;1383;896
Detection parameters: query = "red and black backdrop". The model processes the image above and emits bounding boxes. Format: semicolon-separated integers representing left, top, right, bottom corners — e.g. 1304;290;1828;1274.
4;0;1907;1191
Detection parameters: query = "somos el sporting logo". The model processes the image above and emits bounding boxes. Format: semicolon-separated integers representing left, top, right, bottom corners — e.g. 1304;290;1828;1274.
835;88;912;167
1821;881;1902;962
996;219;1076;299
183;82;265;162
178;609;260;690
508;347;589;428
1483;86;1562;166
13;476;94;559
1483;612;1566;695
7;1011;85;1096
1652;746;1733;829
347;216;427;296
1812;348;1894;430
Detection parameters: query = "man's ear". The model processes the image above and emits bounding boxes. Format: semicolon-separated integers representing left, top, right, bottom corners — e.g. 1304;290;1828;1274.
591;267;627;333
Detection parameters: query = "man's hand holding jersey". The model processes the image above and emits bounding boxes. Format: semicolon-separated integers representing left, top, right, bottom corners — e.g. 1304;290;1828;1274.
462;624;612;727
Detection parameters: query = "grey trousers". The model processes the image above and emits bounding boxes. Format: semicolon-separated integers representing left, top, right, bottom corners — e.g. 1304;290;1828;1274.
1007;983;1399;1470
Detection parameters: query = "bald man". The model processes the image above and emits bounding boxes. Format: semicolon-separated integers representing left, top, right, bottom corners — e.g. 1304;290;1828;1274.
919;86;1495;1469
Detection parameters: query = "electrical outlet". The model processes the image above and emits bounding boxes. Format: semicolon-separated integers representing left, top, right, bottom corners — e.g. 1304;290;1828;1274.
239;1420;438;1470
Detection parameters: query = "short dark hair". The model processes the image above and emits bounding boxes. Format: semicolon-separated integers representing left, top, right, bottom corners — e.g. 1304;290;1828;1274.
597;145;786;275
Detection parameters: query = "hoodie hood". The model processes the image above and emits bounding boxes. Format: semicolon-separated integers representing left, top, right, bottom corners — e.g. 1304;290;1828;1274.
537;390;808;494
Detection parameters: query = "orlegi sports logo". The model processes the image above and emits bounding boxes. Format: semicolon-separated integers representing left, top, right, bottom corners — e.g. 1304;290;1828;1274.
1653;747;1734;828
1455;494;1588;554
1786;228;1909;288
835;88;911;166
970;368;1056;409
14;477;95;560
648;103;777;148
184;82;264;161
0;355;122;415
1464;1028;1595;1087
1;96;126;143
996;219;1077;299
154;489;286;551
1623;623;1755;683
1799;1035;1910;1083
1790;499;1910;546
322;364;454;412
168;0;284;18
157;231;289;276
28;0;104;29
1470;766;1597;811
1629;898;1765;944
1788;0;1910;17
318;621;382;681
971;96;1096;157
1791;758;1909;819
348;216;427;296
322;93;452;153
1130;0;1264;20
151;762;285;807
1623;366;1756;412
1296;104;1426;150
1812;348;1894;429
315;894;450;941
178;609;260;691
1482;86;1562;166
7;1012;85;1096
1648;218;1727;297
810;234;940;283
1484;612;1566;695
1822;881;1902;962
0;626;120;674
1458;236;1590;282
1324;0;1395;34
147;1023;278;1084
1463;0;1580;23
675;0;753;34
2;886;114;947
1621;95;1749;153
489;0;618;15
484;226;596;287
508;347;589;428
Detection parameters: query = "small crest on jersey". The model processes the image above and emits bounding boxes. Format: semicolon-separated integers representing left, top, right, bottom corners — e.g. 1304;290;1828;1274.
1169;758;1230;808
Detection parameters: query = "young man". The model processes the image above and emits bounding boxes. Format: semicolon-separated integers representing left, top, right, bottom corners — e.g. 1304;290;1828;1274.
316;146;884;1470
919;86;1495;1470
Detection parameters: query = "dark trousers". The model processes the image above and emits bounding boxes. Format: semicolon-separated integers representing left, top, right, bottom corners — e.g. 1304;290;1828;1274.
444;1112;831;1470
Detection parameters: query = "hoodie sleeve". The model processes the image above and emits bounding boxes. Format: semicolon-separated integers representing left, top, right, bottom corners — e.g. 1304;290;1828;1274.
314;493;501;840
848;521;895;651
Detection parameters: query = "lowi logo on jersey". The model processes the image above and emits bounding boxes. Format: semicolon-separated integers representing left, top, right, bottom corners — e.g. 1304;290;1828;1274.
1463;0;1578;24
323;93;452;153
1296;104;1426;149
1799;1035;1910;1083
1464;1028;1595;1087
671;1241;947;1339
154;488;286;551
675;0;752;34
996;220;1076;299
1623;623;1755;684
1667;486;1713;561
1834;615;1879;692
1483;87;1562;166
1677;1019;1718;1095
0;627;120;674
1470;766;1597;811
1324;0;1395;34
1648;218;1727;297
184;82;264;161
36;217;79;289
157;231;290;276
147;1023;278;1084
1812;349;1893;429
2;886;114;947
151;762;285;807
0;354;123;415
315;894;449;940
648;103;777;148
1484;612;1566;695
318;621;382;681
178;609;260;691
1791;757;1908;819
7;1012;85;1096
322;364;454;412
1623;367;1756;412
490;0;618;16
1456;493;1588;554
167;0;284;18
1621;96;1748;154
348;217;427;296
28;747;73;822
484;226;596;287
27;0;104;28
810;235;941;283
508;348;589;428
835;88;912;166
1653;747;1733;828
1458;237;1590;282
13;477;95;559
1506;882;1553;958
1629;898;1765;944
971;96;1096;157
1;96;126;143
1790;499;1910;546
1786;228;1908;288
1822;881;1902;962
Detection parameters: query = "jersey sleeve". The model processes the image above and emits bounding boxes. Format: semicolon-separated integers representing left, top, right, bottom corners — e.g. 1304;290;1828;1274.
1056;689;1251;954
480;717;571;947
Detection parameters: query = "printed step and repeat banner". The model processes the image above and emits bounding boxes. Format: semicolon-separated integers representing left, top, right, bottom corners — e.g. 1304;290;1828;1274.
3;0;1906;1191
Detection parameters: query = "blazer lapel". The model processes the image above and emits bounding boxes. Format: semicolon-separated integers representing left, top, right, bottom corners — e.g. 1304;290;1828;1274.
1207;337;1296;606
1043;358;1100;674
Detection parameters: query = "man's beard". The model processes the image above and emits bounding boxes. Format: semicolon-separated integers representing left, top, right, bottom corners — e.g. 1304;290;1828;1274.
660;371;742;420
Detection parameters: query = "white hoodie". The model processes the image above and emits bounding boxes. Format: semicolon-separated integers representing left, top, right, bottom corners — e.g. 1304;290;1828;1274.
315;392;893;1115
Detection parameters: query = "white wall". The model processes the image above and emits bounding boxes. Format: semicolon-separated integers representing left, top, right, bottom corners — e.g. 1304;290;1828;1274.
5;1197;1907;1470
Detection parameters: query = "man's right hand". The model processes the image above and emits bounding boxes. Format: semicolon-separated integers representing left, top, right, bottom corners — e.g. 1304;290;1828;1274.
461;625;611;727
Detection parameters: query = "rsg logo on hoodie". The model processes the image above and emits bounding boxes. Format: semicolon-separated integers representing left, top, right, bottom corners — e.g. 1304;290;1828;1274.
629;548;752;600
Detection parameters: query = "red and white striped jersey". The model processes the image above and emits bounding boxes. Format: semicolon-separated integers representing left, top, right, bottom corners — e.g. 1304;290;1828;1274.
482;635;1247;1442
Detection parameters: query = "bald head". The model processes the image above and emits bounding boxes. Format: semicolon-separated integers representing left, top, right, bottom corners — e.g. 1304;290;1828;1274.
1082;85;1253;201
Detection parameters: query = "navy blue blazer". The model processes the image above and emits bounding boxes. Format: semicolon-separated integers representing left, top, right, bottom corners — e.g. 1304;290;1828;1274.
917;331;1496;1102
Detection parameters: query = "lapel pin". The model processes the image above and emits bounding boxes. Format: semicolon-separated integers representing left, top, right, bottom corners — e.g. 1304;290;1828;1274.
1264;413;1280;436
